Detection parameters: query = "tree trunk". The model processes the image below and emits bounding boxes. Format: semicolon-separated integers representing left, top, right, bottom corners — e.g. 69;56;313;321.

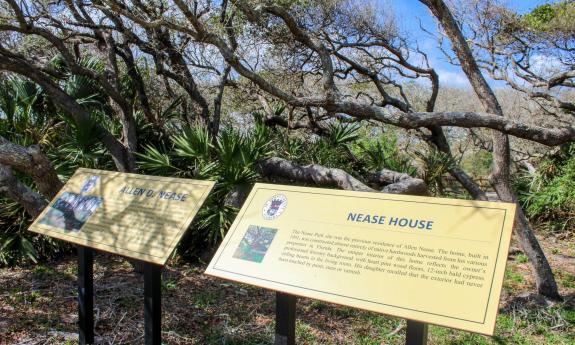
421;0;561;299
0;53;135;173
257;157;428;195
0;164;47;218
428;126;488;200
210;65;231;137
368;169;429;195
0;136;63;199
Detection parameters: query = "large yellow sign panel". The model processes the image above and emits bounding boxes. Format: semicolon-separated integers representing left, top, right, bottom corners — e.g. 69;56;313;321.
29;168;214;265
206;183;516;335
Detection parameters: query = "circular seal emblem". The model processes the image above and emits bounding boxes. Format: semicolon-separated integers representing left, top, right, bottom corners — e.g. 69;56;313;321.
262;194;287;220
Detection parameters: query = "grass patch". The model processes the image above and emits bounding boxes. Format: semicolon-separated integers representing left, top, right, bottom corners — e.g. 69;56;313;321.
1;251;574;344
516;253;529;264
32;264;74;281
194;291;217;308
557;271;575;289
116;295;138;310
296;321;316;343
504;267;525;292
162;278;178;291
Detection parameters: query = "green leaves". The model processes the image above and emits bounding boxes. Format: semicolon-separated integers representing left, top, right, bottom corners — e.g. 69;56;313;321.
505;1;575;34
0;198;68;267
415;148;456;196
135;123;273;248
214;127;269;185
356;134;416;175
136;144;178;175
173;125;212;162
59;112;101;150
327;121;360;148
0;233;40;266
521;1;575;32
19;237;39;264
0;77;54;146
61;56;107;110
515;144;575;232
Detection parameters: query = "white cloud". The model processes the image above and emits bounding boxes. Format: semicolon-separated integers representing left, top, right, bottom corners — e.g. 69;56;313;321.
437;69;471;88
529;54;566;79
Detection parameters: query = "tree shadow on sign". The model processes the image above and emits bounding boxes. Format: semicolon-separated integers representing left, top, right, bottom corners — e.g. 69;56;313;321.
73;173;210;265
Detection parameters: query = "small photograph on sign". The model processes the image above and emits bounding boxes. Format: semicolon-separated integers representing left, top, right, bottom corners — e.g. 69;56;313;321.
39;192;103;231
233;225;278;263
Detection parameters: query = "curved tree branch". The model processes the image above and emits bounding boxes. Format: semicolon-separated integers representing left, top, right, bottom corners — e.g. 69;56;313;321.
0;164;47;218
257;157;427;196
0;136;63;199
421;0;561;300
0;50;134;172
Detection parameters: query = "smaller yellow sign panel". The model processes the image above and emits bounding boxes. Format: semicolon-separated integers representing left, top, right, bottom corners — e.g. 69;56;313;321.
29;168;214;265
206;183;516;335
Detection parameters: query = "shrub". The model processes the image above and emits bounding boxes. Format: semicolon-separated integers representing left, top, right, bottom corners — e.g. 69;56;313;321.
515;143;575;232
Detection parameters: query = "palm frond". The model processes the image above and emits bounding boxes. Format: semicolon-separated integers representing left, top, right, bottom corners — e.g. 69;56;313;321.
172;124;213;162
327;121;360;147
136;144;179;175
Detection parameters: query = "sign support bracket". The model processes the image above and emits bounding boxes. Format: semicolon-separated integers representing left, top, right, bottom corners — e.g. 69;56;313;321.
78;245;94;345
144;262;162;345
274;292;297;345
405;320;428;345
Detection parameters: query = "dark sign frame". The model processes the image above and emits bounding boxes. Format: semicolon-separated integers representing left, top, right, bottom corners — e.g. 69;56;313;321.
77;246;162;345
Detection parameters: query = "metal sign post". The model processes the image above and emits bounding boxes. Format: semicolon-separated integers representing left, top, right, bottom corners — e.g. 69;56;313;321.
271;290;428;345
405;320;428;345
78;246;94;345
76;248;163;345
144;263;162;345
274;292;297;345
28;169;212;345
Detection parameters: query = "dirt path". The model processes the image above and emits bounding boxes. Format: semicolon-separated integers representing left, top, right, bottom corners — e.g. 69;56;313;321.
1;234;573;344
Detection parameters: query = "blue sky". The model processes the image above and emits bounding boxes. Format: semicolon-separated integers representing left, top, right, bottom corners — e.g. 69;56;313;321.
384;0;555;88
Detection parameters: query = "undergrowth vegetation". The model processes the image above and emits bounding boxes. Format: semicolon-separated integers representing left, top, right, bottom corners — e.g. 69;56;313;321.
2;70;574;266
515;143;575;234
0;78;420;265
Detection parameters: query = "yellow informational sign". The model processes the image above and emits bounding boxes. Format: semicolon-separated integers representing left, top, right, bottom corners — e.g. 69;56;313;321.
29;168;214;265
206;183;516;335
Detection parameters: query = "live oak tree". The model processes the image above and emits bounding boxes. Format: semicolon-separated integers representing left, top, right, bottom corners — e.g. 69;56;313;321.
458;0;575;118
0;0;573;299
425;0;575;300
0;0;231;171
